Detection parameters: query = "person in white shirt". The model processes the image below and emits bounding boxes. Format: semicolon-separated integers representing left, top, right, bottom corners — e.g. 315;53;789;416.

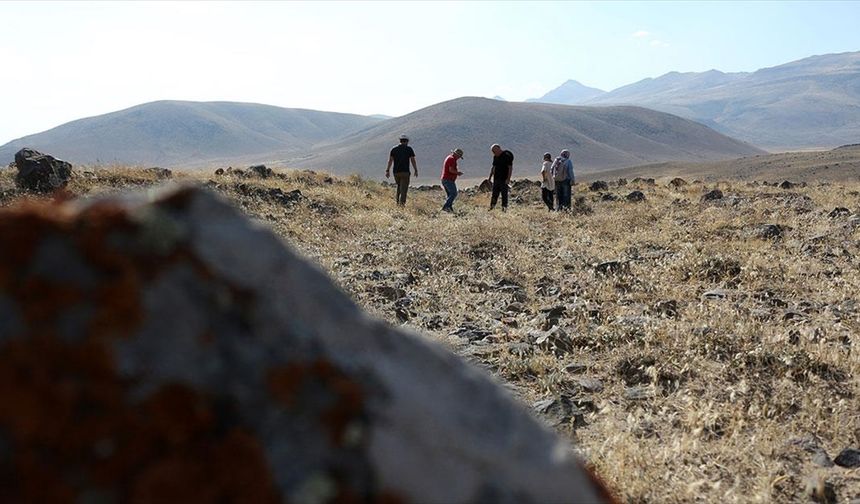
539;152;554;211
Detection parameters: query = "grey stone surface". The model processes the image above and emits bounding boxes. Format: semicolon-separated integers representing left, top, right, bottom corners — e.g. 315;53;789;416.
0;185;611;503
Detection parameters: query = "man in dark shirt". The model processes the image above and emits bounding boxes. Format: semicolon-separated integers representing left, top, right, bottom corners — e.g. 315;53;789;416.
488;143;514;211
386;134;418;206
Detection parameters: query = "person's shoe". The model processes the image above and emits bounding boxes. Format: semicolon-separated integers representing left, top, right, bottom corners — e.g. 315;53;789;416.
502;206;508;213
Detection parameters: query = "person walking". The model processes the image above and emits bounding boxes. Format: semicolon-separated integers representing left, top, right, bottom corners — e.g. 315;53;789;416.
385;134;418;206
441;148;464;213
539;152;554;211
552;149;575;210
488;143;514;211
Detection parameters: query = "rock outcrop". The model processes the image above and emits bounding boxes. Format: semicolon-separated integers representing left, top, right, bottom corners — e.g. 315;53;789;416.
13;147;73;192
0;185;612;503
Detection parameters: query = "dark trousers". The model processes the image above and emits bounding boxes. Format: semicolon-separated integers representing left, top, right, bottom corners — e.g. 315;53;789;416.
394;172;410;205
490;178;509;208
541;188;554;210
555;180;571;210
441;179;457;210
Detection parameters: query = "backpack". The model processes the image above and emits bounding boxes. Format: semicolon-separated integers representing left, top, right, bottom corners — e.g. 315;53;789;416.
551;157;568;181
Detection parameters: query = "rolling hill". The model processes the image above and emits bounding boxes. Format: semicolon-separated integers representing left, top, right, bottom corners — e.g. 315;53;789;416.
282;97;764;179
533;51;860;150
580;144;860;183
0;101;384;167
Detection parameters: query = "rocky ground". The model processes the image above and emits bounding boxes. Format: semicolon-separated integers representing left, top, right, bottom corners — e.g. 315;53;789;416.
1;166;858;503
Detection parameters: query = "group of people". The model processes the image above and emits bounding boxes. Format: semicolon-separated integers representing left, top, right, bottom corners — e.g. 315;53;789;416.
385;134;574;213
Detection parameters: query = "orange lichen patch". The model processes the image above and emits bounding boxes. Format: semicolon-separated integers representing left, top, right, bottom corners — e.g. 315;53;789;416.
267;360;366;445
0;196;280;502
0;359;278;503
130;428;278;504
0;199;146;341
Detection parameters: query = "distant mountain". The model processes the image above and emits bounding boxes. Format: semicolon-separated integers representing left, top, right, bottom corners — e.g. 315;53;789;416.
546;51;860;149
528;80;606;105
0;101;384;167
283;97;763;179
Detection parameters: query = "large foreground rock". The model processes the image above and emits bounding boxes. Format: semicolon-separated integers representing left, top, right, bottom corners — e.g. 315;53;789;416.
13;147;73;192
0;186;612;503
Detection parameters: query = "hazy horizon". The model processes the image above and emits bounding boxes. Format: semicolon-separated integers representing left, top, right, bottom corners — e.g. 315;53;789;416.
2;0;860;145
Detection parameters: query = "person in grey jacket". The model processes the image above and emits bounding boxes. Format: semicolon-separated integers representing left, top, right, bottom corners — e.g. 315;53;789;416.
551;149;574;210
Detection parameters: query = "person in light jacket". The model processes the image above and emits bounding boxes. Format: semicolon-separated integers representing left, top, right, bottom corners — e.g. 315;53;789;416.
539;152;554;211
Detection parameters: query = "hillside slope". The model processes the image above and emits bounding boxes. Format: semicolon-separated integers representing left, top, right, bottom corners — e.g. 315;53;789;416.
581;51;860;149
0;101;384;167
283;97;763;179
583;145;860;183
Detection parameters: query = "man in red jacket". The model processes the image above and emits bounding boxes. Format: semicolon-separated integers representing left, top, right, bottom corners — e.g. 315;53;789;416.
441;148;464;213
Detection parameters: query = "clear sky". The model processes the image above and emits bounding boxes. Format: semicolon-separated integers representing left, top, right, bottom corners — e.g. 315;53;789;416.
2;0;859;145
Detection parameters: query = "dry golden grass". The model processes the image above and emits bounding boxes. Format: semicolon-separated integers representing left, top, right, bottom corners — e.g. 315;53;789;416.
2;166;858;503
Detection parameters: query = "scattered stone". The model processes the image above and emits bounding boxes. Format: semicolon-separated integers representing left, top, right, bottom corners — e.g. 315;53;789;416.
780;180;797;189
701;289;732;301
668;177;688;189
652;299;679;318
623;386;654;401
248;164;273;178
833;448;860;468
0;185;611;502
533;396;588;429
535;326;575;356
701;189;724;201
625;191;646;202
601;193;618;202
542;305;567;329
13;147;73;193
589;181;609;191
595;260;628;275
812;448;835;468
828;207;850;218
788;434;825;453
144;167;172;179
756;224;786;240
374;285;407;301
577;377;604;393
505;302;526;313
782;310;808;321
507;342;533;357
451;323;493;342
214;168;225;176
632;177;656;186
564;362;587;374
616;178;627;186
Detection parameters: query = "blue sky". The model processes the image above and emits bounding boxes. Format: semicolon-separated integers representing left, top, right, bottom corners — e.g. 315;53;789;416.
1;1;859;145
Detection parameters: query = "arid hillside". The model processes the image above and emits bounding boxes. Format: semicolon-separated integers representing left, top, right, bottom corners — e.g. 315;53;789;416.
1;166;858;503
585;145;860;183
289;97;764;178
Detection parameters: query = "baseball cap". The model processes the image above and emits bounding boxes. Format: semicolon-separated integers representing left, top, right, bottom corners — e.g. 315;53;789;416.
399;134;409;141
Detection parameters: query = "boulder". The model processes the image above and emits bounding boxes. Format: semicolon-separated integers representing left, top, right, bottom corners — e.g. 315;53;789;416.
0;186;611;503
589;181;609;192
701;189;724;201
625;191;646;202
248;164;273;178
13;147;73;193
477;179;493;193
668;177;688;189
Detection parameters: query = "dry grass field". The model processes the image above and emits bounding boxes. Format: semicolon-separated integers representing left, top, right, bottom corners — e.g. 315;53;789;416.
2;166;858;503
